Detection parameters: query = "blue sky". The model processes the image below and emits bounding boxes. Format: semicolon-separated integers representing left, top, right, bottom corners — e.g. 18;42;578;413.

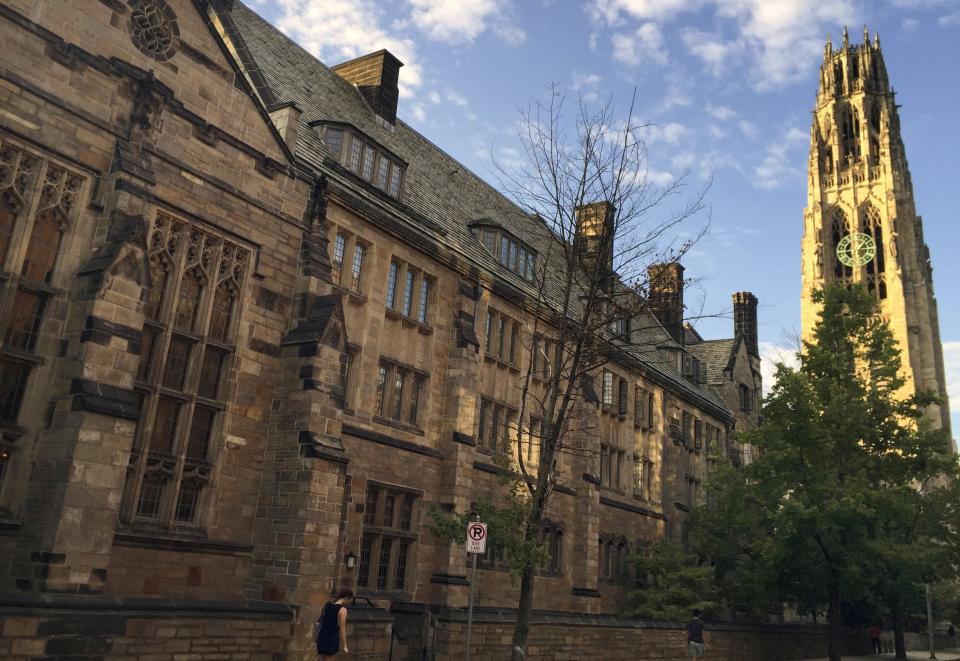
249;0;960;433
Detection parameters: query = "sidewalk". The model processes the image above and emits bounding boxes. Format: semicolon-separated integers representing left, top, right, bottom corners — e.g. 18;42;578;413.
801;653;960;661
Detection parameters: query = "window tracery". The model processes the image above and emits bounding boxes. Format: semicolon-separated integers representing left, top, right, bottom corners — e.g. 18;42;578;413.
0;138;85;509
861;205;887;299
831;208;853;286
123;213;250;529
127;0;180;62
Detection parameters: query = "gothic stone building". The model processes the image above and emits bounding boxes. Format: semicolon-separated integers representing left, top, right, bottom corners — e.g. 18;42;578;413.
801;27;954;450
0;1;760;659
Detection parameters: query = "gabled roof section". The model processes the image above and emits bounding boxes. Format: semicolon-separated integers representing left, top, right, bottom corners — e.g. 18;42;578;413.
686;337;740;385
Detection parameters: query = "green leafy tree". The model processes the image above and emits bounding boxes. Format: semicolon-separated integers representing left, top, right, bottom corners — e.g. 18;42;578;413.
693;284;957;661
623;541;721;622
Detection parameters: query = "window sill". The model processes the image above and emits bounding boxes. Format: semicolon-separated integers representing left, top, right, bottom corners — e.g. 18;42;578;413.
356;588;412;602
372;415;424;436
599;485;626;496
384;309;433;334
483;353;519;370
113;528;254;556
332;284;367;305
0;346;43;366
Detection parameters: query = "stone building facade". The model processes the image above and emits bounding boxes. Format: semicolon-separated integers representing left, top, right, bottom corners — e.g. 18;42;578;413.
0;1;760;659
801;27;954;450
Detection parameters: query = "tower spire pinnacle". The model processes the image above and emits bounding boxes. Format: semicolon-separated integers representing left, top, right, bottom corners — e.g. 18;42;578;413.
842;25;849;48
864;24;869;45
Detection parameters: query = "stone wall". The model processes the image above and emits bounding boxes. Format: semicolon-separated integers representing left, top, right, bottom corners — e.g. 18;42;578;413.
0;594;292;661
429;611;874;661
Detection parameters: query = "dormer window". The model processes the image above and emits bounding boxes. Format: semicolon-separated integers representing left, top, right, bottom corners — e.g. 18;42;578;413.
315;123;405;200
470;223;537;283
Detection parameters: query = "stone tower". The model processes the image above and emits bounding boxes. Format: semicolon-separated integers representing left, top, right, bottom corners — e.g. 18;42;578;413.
801;27;954;448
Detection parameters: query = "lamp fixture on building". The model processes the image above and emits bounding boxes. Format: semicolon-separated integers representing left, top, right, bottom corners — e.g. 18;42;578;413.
345;551;357;569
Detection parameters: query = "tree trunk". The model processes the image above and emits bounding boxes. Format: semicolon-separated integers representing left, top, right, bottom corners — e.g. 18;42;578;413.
510;564;536;660
892;601;907;660
827;573;842;661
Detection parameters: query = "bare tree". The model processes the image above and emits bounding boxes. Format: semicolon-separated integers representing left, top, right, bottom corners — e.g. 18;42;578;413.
434;86;710;659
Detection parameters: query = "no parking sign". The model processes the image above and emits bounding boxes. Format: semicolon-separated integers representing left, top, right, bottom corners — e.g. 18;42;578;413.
466;522;487;554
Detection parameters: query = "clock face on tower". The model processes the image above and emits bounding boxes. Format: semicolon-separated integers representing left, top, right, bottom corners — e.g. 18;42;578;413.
836;232;876;267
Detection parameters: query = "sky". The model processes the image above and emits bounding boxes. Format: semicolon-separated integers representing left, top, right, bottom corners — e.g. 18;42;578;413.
248;0;960;434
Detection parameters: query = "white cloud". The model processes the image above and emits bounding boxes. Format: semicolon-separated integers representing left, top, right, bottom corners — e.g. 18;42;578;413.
589;0;861;90
681;28;742;76
428;90;442;104
707;105;737;122
738;119;758;138
902;17;921;31
709;125;727;139
640;121;689;144
273;0;422;95
939;12;960;26
408;0;525;45
446;89;468;107
754;126;807;189
612;22;668;66
410;103;427;122
657;78;692;111
759;341;800;396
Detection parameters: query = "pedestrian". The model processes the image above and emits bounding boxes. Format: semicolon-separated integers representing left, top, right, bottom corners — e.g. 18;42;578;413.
315;587;353;659
948;623;955;651
868;624;882;655
686;608;706;659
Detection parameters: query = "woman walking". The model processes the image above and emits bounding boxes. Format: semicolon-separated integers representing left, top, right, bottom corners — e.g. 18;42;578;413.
316;588;353;659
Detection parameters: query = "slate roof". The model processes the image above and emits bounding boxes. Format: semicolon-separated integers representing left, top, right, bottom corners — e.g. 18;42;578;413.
223;1;732;421
686;338;739;385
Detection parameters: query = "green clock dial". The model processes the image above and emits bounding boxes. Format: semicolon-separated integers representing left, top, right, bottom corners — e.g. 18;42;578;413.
836;232;876;267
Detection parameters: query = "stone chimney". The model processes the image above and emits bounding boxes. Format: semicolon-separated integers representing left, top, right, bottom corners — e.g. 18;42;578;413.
648;262;685;345
332;50;403;125
732;291;758;357
574;201;615;282
268;101;301;151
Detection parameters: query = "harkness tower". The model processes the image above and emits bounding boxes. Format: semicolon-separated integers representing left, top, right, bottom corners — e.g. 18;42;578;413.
801;26;954;449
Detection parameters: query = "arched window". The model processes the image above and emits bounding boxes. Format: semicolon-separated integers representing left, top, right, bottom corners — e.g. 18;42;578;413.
861;205;886;299
174;268;204;330
831;208;853;286
839;106;861;162
209;282;236;343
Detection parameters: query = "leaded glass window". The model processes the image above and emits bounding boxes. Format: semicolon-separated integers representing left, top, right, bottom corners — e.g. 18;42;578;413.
123;213;250;529
357;484;419;594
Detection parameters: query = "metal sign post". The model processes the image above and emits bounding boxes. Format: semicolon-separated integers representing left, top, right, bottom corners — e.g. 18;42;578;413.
464;519;487;661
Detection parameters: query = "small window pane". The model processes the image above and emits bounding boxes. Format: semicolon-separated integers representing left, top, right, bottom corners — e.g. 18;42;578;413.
401;270;414;317
388;164;401;197
395;541;410;590
21;210;63;283
332;232;346;283
377;156;390;190
362;144;375;181
349;137;363;173
385;262;399;310
485;311;494;354
208;285;235;343
350;243;365;293
174;271;203;331
377;538;393;590
325;129;344;159
186;405;217;460
497;317;506;359
197;346;228;400
174;478;203;522
150;398;181;454
376;365;388;415
400;495;415;530
482;230;497;256
162;336;193;390
0;360;31;424
383;493;396;528
138;326;158;382
508;240;517;270
364;487;380;526
408;377;421;426
392;371;405;421
0;205;16;268
417;278;430;324
4;289;46;350
136;473;165;519
358;534;373;587
499;236;509;266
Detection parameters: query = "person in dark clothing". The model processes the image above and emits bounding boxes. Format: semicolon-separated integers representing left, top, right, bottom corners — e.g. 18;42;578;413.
686;609;706;659
948;623;955;650
869;624;882;654
315;588;353;659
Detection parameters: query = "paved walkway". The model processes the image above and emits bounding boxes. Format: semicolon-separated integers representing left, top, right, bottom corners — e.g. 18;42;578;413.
801;653;960;661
